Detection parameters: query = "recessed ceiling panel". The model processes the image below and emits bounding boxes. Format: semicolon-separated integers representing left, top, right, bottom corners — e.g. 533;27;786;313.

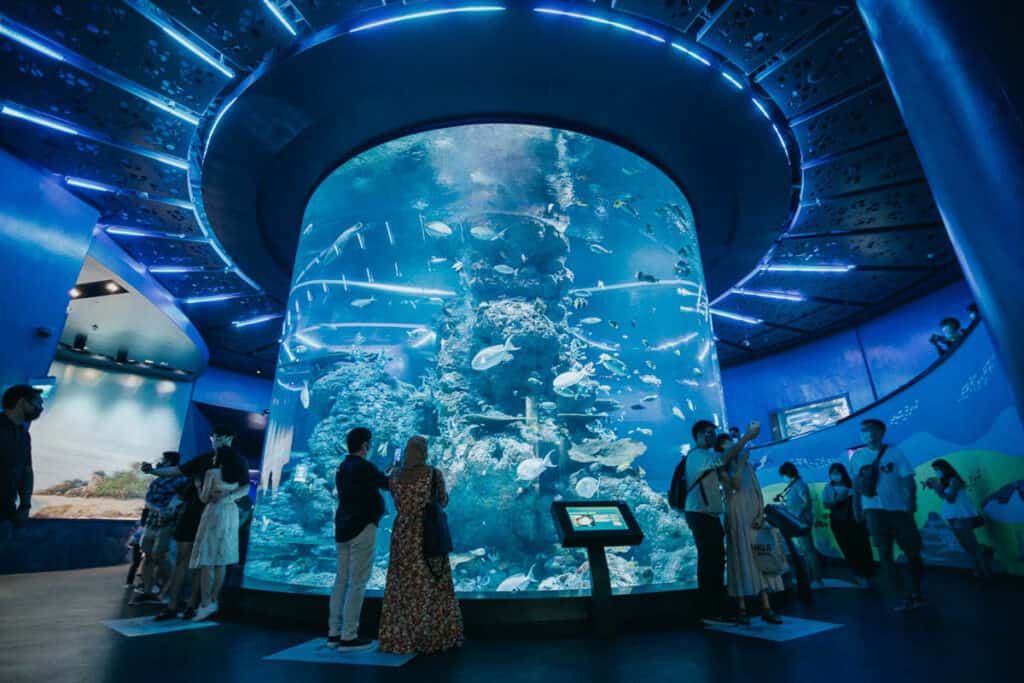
757;14;882;118
791;181;940;234
157;0;285;71
777;226;957;269
802;134;924;197
614;0;709;33
750;268;931;303
179;293;282;329
81;194;202;235
792;82;906;161
698;0;838;73
150;269;252;298
107;234;228;269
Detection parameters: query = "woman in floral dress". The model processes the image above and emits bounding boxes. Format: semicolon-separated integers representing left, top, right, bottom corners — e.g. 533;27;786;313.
378;436;463;654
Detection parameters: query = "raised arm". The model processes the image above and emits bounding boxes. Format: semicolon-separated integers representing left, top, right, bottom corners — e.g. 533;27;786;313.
721;422;761;468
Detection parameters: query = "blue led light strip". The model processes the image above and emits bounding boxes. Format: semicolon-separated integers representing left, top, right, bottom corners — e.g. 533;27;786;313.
121;0;235;78
102;225;205;242
710;309;763;325
534;8;665;43
670;43;710;66
263;0;297;36
233;313;284;328
350;6;506;34
0;15;200;125
64;176;194;210
181;293;251;305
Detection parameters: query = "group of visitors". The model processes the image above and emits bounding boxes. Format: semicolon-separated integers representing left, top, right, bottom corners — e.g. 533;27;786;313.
329;428;463;654
680;415;993;622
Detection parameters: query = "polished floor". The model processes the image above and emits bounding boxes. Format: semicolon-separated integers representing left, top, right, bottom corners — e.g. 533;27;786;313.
0;565;1017;683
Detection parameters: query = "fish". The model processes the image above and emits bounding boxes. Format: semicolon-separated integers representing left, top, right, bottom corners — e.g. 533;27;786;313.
643;224;655;236
636;271;658;284
673;349;682;357
406;327;437;349
412;199;429;211
574;199;590;207
299;381;310;409
497;564;537;592
598;353;627;376
575;477;599;499
580;317;602;325
516;450;557;483
539;401;557;411
613;198;640;218
588;243;613;255
569;438;646;469
676;379;699;387
639;374;662;386
572;297;588;310
452;260;464;272
429;256;448;264
631;404;646;410
564;267;575;283
350;297;376;308
493;264;517;275
553;363;595;391
686;399;696;412
672;406;685;421
597;280;606;288
638;467;647;478
424;221;453;238
608;320;620;329
470;225;507;241
645;361;657;370
641;395;658;402
597;385;611;393
450;548;487;570
633;428;653;436
471;338;521;371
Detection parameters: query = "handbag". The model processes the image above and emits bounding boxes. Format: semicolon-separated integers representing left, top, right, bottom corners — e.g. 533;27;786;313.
764;503;811;538
752;527;789;575
423;468;453;560
855;445;889;498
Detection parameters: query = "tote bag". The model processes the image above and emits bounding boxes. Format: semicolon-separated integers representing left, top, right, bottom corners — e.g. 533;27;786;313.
752;527;789;576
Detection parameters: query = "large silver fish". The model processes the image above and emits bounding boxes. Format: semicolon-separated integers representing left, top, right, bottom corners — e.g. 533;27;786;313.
516;451;556;482
424;221;453;238
471;338;520;371
497;564;537;592
553;363;595;392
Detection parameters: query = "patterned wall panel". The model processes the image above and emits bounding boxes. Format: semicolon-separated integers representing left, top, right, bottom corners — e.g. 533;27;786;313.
107;234;229;269
791;181;940;235
292;0;387;28
716;295;825;327
180;294;283;329
2;0;227;111
801;134;923;198
0;40;194;155
777;226;956;269
756;14;882;119
613;0;709;33
697;0;839;73
157;0;285;71
791;82;906;161
750;268;931;303
0;123;190;198
84;194;203;236
151;269;253;298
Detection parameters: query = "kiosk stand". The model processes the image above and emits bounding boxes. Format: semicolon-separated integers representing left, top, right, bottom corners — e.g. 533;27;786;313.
551;501;644;638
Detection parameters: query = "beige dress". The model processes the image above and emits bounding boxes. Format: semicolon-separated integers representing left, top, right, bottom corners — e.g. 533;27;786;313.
724;461;785;597
189;468;244;568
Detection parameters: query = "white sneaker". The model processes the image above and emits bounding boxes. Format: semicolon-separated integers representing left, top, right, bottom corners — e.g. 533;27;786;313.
191;602;219;622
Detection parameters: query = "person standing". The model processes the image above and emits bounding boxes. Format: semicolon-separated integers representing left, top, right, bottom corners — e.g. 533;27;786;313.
379;436;463;654
852;418;927;612
924;459;992;580
683;419;760;621
822;463;874;586
716;435;784;625
1;386;43;545
778;462;823;587
132;451;188;605
328;427;390;652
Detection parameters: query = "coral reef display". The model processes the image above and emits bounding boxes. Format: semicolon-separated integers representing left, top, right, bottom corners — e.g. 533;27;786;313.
245;124;725;594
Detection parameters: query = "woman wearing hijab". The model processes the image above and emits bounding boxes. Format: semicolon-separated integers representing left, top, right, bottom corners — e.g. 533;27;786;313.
378;436;463;654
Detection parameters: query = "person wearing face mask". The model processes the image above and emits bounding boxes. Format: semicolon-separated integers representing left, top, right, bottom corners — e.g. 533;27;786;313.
777;462;823;587
851;418;926;612
822;463;874;586
143;425;249;622
924;459;992;581
1;385;44;545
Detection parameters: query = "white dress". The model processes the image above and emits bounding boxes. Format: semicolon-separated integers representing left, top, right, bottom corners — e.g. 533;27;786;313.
942;486;980;525
189;468;242;568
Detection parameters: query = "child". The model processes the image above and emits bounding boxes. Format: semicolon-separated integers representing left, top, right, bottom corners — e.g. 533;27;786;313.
124;508;148;589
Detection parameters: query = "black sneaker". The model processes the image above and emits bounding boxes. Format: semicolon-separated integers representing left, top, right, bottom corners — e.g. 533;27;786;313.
130;595;164;606
326;635;341;649
181;606;197;620
338;638;375;653
153;607;179;622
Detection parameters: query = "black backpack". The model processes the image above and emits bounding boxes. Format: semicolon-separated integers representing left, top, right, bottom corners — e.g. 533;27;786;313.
668;456;712;510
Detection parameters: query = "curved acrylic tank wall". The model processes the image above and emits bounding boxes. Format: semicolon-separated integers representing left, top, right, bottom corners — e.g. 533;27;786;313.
243;123;726;595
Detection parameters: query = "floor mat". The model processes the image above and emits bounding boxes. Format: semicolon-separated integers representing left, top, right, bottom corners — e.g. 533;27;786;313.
704;616;843;642
103;616;218;637
819;578;869;590
264;638;416;667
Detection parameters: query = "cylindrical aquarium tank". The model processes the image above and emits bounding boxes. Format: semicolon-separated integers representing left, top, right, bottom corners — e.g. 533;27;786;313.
243;123;726;596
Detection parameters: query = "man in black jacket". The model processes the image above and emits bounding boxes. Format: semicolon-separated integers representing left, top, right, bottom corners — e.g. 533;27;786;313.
1;385;43;545
327;427;389;652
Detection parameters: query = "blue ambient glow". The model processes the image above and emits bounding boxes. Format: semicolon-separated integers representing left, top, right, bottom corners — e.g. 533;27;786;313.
295;279;457;298
233;313;285;328
263;0;298;36
534;8;666;43
103;226;199;241
350;6;506;34
731;288;805;302
670;43;711;66
181;293;247;304
761;264;855;273
721;72;744;90
1;104;79;135
64;176;116;193
0;22;64;61
148;266;213;274
159;25;235;79
710;309;763;325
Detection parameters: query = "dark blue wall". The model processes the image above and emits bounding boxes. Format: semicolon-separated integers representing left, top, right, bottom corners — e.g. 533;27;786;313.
722;280;973;431
0;150;98;388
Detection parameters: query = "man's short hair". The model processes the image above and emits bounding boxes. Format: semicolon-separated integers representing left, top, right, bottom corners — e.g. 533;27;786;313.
940;317;961;330
211;424;235;438
347;427;372;454
778;462;799;478
691;420;717;441
861;418;886;433
2;385;42;411
161;451;181;466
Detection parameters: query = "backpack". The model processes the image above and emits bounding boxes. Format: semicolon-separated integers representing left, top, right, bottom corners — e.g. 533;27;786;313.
667;455;712;510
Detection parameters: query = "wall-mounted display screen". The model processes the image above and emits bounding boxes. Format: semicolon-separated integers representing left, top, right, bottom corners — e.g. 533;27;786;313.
774;395;851;439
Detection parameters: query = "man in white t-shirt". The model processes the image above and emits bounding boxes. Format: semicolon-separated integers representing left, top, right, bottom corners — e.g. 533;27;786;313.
683;419;760;620
851;418;926;612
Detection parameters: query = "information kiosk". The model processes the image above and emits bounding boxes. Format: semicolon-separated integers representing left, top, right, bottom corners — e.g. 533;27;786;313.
551;500;644;637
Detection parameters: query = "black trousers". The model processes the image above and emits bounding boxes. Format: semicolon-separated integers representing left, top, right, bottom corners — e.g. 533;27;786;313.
125;545;143;585
831;518;875;579
685;511;725;618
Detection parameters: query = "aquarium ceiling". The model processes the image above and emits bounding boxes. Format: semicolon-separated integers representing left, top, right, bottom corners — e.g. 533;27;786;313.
0;1;962;373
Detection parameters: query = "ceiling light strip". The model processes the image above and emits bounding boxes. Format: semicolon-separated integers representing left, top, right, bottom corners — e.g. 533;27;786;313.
0;104;79;135
102;225;205;242
63;176;195;210
181;293;251;304
710;309;763;325
233;313;284;328
122;0;236;78
263;0;298;36
731;288;806;302
670;43;711;66
0;19;64;61
761;264;856;273
350;6;506;34
534;8;666;43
